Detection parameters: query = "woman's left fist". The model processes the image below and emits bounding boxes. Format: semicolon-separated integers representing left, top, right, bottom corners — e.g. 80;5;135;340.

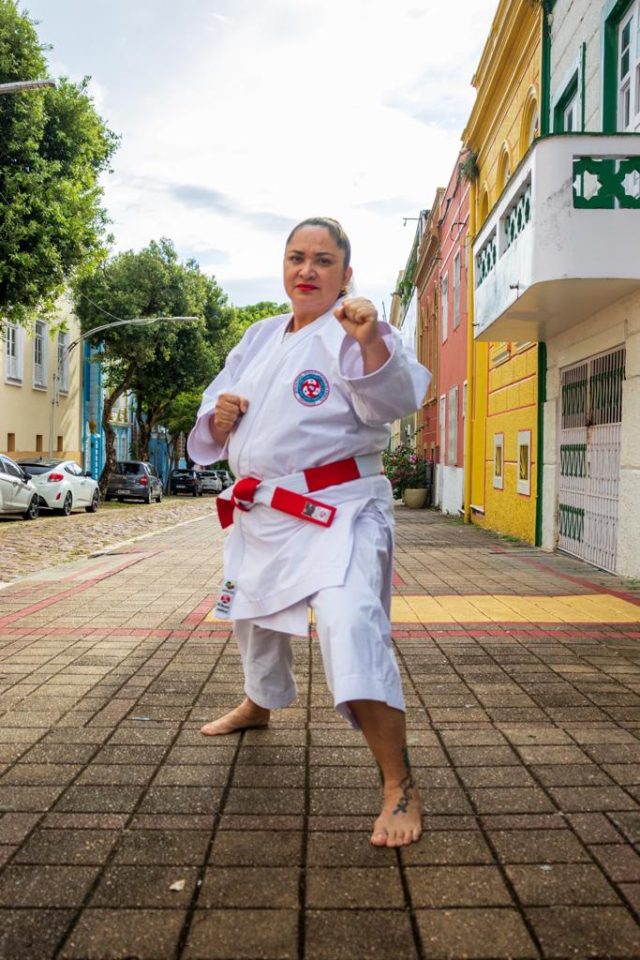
334;297;379;345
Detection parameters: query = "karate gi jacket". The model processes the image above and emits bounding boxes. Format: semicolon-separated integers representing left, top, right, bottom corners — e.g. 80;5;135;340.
188;302;431;635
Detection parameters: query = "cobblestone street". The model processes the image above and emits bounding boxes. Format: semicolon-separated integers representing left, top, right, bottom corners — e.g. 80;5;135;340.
0;498;215;585
1;507;640;959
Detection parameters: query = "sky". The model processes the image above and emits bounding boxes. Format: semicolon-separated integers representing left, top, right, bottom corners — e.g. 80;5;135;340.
22;0;497;315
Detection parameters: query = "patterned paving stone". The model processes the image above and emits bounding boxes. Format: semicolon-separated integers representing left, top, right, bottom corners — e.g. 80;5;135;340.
1;506;640;958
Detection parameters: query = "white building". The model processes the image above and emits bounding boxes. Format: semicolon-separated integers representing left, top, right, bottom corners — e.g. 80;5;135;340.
473;0;640;576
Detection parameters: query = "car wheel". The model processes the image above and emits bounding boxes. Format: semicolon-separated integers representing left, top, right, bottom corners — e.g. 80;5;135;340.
57;492;72;516
117;497;125;502
156;489;162;503
105;496;113;502
145;489;152;505
22;496;39;520
86;490;99;513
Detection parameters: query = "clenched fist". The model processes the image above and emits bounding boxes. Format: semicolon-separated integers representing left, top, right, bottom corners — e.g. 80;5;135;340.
334;297;380;346
334;297;390;374
209;393;249;444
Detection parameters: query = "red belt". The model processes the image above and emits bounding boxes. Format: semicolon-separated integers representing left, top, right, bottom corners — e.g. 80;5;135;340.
216;454;382;530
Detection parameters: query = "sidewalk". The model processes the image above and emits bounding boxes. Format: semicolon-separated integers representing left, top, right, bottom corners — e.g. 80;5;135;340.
1;507;640;959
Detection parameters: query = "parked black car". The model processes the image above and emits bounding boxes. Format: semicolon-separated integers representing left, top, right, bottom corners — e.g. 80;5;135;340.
170;468;203;497
105;461;163;504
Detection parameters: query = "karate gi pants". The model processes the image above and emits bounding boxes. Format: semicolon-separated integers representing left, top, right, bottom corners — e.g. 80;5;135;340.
233;508;405;727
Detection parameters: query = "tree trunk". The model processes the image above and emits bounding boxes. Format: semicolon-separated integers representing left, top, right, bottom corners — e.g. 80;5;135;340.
136;401;172;462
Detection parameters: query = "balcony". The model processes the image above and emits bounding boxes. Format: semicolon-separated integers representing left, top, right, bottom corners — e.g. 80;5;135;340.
473;134;640;342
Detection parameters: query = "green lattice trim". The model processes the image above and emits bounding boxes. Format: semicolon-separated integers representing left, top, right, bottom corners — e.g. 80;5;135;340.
561;378;587;420
475;234;497;287
504;186;532;249
590;362;625;425
560;444;587;477
559;503;585;542
573;156;640;209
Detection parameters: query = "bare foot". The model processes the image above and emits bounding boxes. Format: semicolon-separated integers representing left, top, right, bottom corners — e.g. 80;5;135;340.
370;775;422;847
200;698;270;736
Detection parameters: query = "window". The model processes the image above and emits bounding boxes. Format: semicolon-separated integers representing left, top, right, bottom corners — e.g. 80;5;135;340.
33;321;47;388
56;435;63;453
4;323;21;382
554;73;580;132
7;433;15;452
453;252;461;329
441;274;449;342
618;2;640;131
35;434;43;452
520;92;539;153
517;430;531;496
498;145;511;192
57;330;70;393
2;455;20;477
447;386;459;465
493;434;504;490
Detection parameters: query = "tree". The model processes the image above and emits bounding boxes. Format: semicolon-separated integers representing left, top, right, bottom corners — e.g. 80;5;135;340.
73;239;227;490
220;299;289;357
0;0;118;327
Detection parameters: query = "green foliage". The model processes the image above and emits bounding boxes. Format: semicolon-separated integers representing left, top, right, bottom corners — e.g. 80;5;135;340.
0;1;118;326
382;443;429;498
219;299;289;358
162;390;203;441
459;149;479;183
73;238;227;482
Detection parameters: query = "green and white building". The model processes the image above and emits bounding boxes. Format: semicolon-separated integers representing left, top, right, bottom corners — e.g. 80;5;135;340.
542;0;640;576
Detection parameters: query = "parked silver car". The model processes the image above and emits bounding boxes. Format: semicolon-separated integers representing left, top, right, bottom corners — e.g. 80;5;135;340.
0;455;39;520
105;461;163;504
210;468;234;489
18;458;99;515
197;469;223;494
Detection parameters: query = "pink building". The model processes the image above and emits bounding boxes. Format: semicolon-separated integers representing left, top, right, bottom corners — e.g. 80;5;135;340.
435;157;469;514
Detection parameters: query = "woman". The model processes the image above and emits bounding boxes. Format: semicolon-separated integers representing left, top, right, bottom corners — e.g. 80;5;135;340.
188;217;430;846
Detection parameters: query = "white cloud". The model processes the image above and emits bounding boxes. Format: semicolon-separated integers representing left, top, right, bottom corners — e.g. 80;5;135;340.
25;0;498;310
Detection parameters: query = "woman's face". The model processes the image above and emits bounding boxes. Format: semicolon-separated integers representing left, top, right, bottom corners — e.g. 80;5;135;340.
283;226;352;318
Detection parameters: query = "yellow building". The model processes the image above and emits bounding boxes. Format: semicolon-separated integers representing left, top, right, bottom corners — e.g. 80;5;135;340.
463;0;544;543
0;297;83;462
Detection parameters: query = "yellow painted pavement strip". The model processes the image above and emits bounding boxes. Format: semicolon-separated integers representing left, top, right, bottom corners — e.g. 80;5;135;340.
206;594;640;624
392;594;640;624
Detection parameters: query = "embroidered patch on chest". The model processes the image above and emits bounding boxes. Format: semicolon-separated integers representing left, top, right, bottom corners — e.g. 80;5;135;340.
293;370;330;406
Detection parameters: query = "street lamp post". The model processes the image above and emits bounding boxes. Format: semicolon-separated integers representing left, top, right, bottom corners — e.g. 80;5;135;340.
0;80;55;95
48;315;198;458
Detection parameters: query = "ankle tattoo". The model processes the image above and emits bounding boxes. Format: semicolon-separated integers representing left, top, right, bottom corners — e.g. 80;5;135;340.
392;742;415;816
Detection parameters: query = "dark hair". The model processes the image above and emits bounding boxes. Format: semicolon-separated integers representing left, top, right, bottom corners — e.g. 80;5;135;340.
286;216;351;269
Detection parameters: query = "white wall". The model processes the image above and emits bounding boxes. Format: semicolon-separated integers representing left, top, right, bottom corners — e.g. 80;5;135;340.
549;0;602;131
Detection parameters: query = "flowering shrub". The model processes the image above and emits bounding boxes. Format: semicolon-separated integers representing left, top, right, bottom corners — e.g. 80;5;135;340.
382;444;429;499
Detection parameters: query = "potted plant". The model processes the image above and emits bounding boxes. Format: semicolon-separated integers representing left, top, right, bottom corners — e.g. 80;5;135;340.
382;444;429;508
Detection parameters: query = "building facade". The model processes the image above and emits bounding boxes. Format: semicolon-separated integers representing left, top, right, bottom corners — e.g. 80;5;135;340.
414;196;443;500
539;0;640;575
437;158;470;516
464;0;543;544
1;298;82;462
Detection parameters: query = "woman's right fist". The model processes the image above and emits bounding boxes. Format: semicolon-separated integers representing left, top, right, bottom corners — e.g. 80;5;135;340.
209;393;249;442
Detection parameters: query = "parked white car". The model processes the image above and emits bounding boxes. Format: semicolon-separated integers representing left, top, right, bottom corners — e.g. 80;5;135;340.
0;455;39;520
197;469;223;494
18;458;100;515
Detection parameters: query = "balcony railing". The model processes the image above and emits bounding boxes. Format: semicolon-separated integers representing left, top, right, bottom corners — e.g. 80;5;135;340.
473;134;640;342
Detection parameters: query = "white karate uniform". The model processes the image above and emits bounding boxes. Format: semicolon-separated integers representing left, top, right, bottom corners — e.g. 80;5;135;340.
188;302;430;725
